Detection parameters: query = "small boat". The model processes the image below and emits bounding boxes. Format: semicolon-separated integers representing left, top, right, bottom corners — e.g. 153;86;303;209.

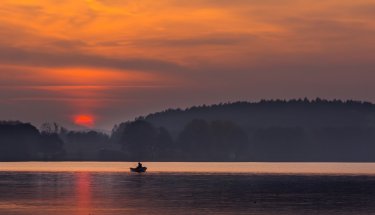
130;166;147;173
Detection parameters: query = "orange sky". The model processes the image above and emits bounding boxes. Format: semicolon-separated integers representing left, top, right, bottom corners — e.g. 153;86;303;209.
1;0;375;129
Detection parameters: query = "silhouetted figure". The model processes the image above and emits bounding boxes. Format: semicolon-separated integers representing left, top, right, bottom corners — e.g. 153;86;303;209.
130;162;147;173
137;162;143;168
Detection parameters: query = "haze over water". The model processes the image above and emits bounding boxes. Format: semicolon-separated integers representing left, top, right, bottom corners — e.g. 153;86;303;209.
1;162;375;215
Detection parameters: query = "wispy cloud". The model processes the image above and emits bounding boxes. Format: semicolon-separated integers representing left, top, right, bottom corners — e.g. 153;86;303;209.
1;0;375;128
0;45;187;73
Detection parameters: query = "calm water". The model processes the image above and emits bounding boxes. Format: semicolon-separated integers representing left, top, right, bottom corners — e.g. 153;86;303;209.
1;162;375;215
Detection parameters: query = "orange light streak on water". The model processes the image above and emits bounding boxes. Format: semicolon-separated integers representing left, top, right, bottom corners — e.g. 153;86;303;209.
2;162;375;175
75;172;92;215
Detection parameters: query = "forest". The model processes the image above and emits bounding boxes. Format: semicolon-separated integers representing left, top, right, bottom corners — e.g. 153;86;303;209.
1;99;375;161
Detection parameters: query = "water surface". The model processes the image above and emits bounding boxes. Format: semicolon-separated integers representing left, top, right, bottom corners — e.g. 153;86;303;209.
1;162;375;215
3;162;375;174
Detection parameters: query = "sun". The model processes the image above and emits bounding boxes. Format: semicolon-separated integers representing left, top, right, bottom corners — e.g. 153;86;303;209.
74;114;95;128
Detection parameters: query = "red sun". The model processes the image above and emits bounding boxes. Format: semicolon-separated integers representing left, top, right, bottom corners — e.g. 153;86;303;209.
74;115;95;127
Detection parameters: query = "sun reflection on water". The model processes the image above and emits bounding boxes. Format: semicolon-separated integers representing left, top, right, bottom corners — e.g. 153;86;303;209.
76;172;92;215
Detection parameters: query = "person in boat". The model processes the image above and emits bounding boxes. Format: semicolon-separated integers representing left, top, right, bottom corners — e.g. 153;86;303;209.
137;162;143;169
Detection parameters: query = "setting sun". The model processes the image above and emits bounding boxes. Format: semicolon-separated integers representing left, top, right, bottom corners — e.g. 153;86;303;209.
74;114;95;127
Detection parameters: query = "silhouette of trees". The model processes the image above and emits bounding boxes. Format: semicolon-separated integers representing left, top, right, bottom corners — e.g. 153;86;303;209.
97;149;125;161
60;130;110;160
0;121;40;161
40;122;61;134
2;99;375;161
251;127;308;161
39;122;66;160
39;132;65;160
112;120;174;161
177;119;248;161
153;127;174;161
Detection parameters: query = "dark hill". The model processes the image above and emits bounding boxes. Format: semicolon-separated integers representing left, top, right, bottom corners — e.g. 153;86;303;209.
115;99;375;162
143;99;375;135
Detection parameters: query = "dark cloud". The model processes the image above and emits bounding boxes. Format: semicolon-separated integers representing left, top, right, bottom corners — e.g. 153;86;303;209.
0;45;187;73
96;40;124;47
283;17;375;39
344;3;375;18
96;33;256;48
132;33;257;47
44;39;89;50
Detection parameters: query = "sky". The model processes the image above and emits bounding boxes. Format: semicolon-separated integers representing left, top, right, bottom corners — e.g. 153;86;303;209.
1;0;375;130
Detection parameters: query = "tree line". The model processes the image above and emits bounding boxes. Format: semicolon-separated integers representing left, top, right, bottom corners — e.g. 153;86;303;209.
2;99;375;161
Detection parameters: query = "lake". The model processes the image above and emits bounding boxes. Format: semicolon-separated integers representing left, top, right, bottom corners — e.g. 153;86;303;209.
1;162;375;215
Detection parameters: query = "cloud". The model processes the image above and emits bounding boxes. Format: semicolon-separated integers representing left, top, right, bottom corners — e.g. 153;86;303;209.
0;45;187;73
283;17;375;39
67;5;98;27
1;0;375;129
44;39;89;50
131;33;257;47
0;4;45;16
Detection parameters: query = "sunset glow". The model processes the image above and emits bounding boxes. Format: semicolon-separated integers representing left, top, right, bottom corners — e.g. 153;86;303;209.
1;1;375;213
0;0;375;128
